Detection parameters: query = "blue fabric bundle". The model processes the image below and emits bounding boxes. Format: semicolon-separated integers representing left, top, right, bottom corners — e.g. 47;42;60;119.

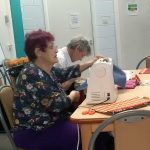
75;64;126;91
113;64;126;88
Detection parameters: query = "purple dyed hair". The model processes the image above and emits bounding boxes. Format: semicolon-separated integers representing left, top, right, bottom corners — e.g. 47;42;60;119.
24;29;55;61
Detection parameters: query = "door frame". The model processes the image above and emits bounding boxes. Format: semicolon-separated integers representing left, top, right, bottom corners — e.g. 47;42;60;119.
43;0;51;31
9;0;25;57
0;0;16;59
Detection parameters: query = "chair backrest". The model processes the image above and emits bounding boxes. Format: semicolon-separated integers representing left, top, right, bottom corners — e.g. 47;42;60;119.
88;110;150;150
0;64;8;86
2;59;13;86
146;56;150;68
0;68;4;86
0;85;18;150
0;85;14;128
136;56;150;69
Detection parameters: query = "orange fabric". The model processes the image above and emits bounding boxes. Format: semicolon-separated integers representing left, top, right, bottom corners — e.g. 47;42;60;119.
90;97;150;114
139;68;150;74
6;57;29;68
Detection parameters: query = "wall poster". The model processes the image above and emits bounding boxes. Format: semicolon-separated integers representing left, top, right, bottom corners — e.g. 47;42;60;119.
127;0;140;16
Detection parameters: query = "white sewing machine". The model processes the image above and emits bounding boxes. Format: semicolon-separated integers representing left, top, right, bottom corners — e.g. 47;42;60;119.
86;58;118;104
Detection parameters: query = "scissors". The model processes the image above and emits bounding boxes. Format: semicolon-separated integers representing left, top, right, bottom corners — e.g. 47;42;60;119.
82;108;95;115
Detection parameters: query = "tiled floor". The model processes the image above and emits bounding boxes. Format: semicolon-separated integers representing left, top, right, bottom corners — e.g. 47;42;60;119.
0;133;13;150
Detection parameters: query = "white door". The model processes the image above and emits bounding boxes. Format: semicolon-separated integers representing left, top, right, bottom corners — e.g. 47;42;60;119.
0;0;16;61
20;0;46;35
91;0;118;65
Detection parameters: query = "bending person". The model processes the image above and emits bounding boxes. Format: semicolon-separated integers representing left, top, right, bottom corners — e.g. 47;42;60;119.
55;35;102;91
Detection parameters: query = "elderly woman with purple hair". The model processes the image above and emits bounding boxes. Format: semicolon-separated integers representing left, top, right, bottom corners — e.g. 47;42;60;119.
12;30;99;150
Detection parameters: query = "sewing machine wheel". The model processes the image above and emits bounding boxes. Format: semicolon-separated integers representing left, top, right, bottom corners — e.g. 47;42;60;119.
92;66;106;78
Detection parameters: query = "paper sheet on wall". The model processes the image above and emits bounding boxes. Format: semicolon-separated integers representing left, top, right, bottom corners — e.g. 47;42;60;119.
69;12;80;29
127;0;140;16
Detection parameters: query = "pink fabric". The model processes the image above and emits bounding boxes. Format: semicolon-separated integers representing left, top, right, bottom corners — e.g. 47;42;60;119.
125;80;137;89
118;79;137;89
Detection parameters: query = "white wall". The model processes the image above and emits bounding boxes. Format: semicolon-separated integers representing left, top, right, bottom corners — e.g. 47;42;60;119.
116;0;150;69
0;0;16;62
45;0;94;49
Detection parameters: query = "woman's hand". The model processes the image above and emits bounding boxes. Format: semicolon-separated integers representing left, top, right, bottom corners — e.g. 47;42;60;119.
68;90;80;103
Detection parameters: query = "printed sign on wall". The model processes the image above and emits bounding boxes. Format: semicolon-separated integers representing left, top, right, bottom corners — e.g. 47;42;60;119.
69;12;80;29
127;0;140;16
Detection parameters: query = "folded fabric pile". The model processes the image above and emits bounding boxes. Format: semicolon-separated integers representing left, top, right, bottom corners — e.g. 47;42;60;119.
139;68;150;74
6;57;29;68
6;57;29;78
125;80;137;89
119;74;141;89
92;97;150;114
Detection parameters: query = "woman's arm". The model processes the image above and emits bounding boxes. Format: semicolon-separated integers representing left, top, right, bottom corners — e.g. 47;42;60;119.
53;65;81;83
60;78;76;91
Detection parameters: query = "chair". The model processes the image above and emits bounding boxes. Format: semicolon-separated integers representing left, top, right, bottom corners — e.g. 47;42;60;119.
0;66;7;86
136;56;150;69
2;58;28;88
2;59;17;87
0;85;26;150
88;110;150;150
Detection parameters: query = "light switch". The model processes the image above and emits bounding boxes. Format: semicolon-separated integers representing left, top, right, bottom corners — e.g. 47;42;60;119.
4;15;9;24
